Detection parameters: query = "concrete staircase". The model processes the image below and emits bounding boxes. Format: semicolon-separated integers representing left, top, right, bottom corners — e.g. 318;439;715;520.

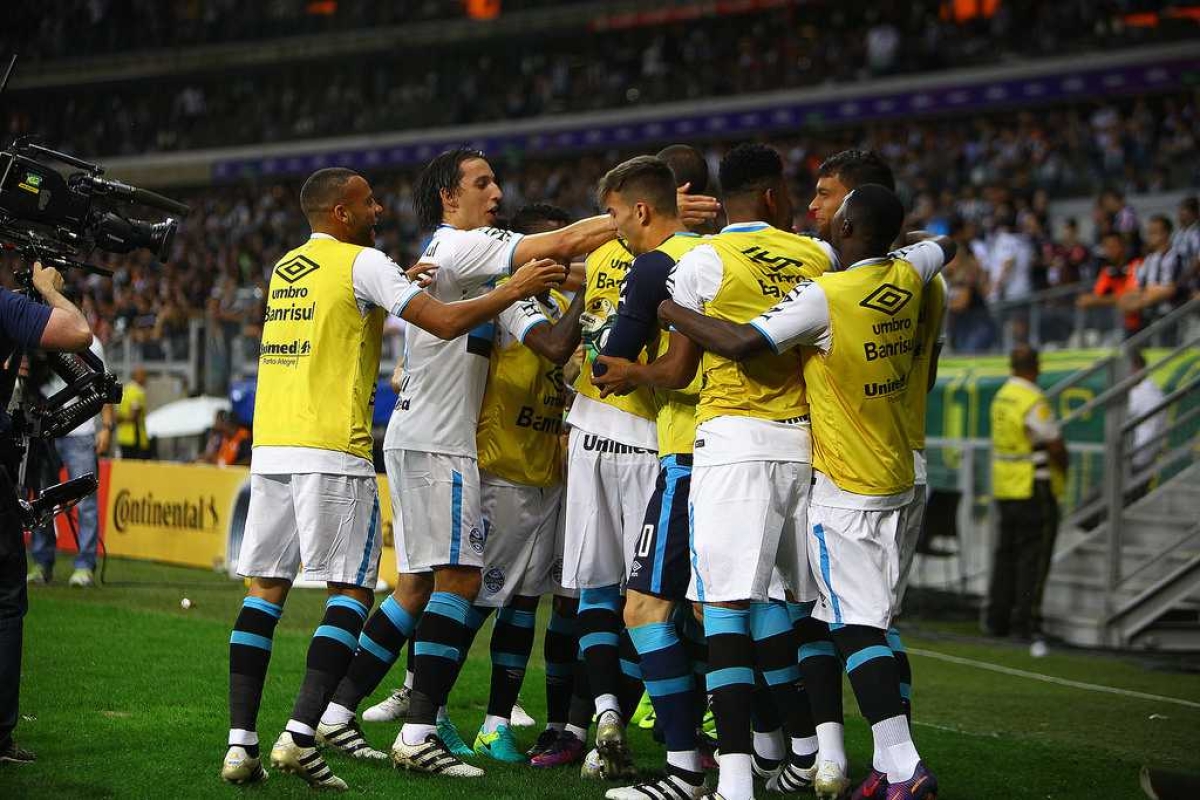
1043;461;1200;650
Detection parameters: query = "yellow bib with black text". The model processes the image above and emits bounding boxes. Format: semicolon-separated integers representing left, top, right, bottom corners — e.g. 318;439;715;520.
253;237;385;461
477;290;570;487
698;225;832;425
574;238;657;421
650;233;707;456
904;273;947;452
803;256;925;495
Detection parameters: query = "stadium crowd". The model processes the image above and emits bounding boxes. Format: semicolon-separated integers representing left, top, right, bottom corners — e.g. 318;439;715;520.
4;2;1192;157
2;91;1195;377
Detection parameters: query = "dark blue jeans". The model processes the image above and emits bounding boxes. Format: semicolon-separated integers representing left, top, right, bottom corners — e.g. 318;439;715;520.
0;517;26;746
30;435;99;573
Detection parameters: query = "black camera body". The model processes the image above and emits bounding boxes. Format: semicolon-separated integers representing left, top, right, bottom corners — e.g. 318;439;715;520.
0;140;186;266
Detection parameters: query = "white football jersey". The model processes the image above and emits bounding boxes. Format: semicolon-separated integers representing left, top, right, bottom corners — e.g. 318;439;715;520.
384;224;525;457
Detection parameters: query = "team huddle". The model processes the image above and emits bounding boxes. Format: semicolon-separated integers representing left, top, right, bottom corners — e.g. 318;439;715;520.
219;141;953;800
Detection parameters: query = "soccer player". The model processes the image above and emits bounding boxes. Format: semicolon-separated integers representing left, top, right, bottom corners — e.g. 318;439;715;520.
314;148;615;779
221;167;566;789
586;152;708;799
659;185;954;800
468;203;585;763
596;143;836;800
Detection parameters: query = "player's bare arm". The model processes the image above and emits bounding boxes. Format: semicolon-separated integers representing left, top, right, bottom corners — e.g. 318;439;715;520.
655;299;769;362
400;258;566;340
521;288;586;366
512;215;617;265
593;331;700;396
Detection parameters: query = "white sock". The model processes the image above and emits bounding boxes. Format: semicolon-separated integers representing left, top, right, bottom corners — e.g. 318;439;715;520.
873;745;891;775
595;693;620;717
565;723;588;740
753;729;785;761
285;720;315;740
716;752;754;800
872;714;919;783
399;722;437;747
667;749;703;775
791;735;819;759
482;714;509;734
815;722;847;771
404;670;415;690
320;702;355;727
545;722;566;732
228;728;258;747
436;705;449;722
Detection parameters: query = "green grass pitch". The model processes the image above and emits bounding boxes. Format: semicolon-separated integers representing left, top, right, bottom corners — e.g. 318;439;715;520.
3;557;1198;798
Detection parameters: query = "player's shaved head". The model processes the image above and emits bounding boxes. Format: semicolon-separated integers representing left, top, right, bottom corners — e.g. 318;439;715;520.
415;146;488;230
300;168;361;220
656;144;709;194
596;156;679;216
840;184;905;252
719;143;783;198
1011;343;1040;376
817;149;895;192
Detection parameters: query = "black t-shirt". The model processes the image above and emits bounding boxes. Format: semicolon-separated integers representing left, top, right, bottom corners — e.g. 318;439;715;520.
598;249;675;362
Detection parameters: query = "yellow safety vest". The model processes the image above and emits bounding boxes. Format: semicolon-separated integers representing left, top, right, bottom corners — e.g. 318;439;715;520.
575;238;657;421
253;237;385;461
649;233;707;457
903;273;947;452
117;381;148;449
803;255;926;496
698;225;832;425
991;378;1064;500
477;290;570;487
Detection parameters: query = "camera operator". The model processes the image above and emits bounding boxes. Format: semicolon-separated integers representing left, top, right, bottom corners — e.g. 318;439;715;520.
0;260;92;765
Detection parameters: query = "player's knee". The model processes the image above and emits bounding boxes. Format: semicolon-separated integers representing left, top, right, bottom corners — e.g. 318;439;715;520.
434;566;482;601
248;576;290;606
328;583;373;609
510;593;540;612
623;590;672;627
394;572;434;612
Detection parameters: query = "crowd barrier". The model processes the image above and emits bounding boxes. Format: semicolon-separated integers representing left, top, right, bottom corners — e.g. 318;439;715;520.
43;348;1197;577
46;460;400;578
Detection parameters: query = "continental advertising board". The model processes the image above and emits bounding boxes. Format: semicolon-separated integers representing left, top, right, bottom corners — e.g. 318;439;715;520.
96;461;399;578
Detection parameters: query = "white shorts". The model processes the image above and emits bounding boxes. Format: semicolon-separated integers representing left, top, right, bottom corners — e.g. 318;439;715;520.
808;502;903;630
893;484;927;611
238;473;382;587
386;449;485;574
687;460;814;604
561;429;659;590
476;475;563;608
551;488;578;599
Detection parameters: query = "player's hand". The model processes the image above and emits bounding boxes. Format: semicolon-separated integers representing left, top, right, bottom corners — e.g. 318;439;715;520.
677;184;721;230
95;427;111;456
593;355;637;397
510;258;567;298
32;260;65;297
407;261;438;288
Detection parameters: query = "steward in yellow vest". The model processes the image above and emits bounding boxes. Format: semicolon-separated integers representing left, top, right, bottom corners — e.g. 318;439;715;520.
985;344;1067;640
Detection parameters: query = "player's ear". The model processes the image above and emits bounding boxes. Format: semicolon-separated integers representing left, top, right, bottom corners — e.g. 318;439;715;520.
440;186;458;213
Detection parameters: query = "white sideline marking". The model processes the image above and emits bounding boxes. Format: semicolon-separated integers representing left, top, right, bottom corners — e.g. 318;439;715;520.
908;647;1200;710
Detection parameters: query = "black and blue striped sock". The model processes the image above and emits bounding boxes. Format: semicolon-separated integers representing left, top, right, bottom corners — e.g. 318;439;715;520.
791;601;844;729
578;585;622;716
704;606;755;757
750;601;815;749
831;624;903;725
406;592;475;728
228;596;283;757
287;595;369;746
543;605;577;726
630;621;696;754
887;626;913;719
487;601;538;718
329;596;417;712
617;629;644;722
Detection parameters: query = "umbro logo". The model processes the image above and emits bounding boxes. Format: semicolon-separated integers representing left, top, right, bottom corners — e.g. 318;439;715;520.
859;283;912;316
276;255;320;284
